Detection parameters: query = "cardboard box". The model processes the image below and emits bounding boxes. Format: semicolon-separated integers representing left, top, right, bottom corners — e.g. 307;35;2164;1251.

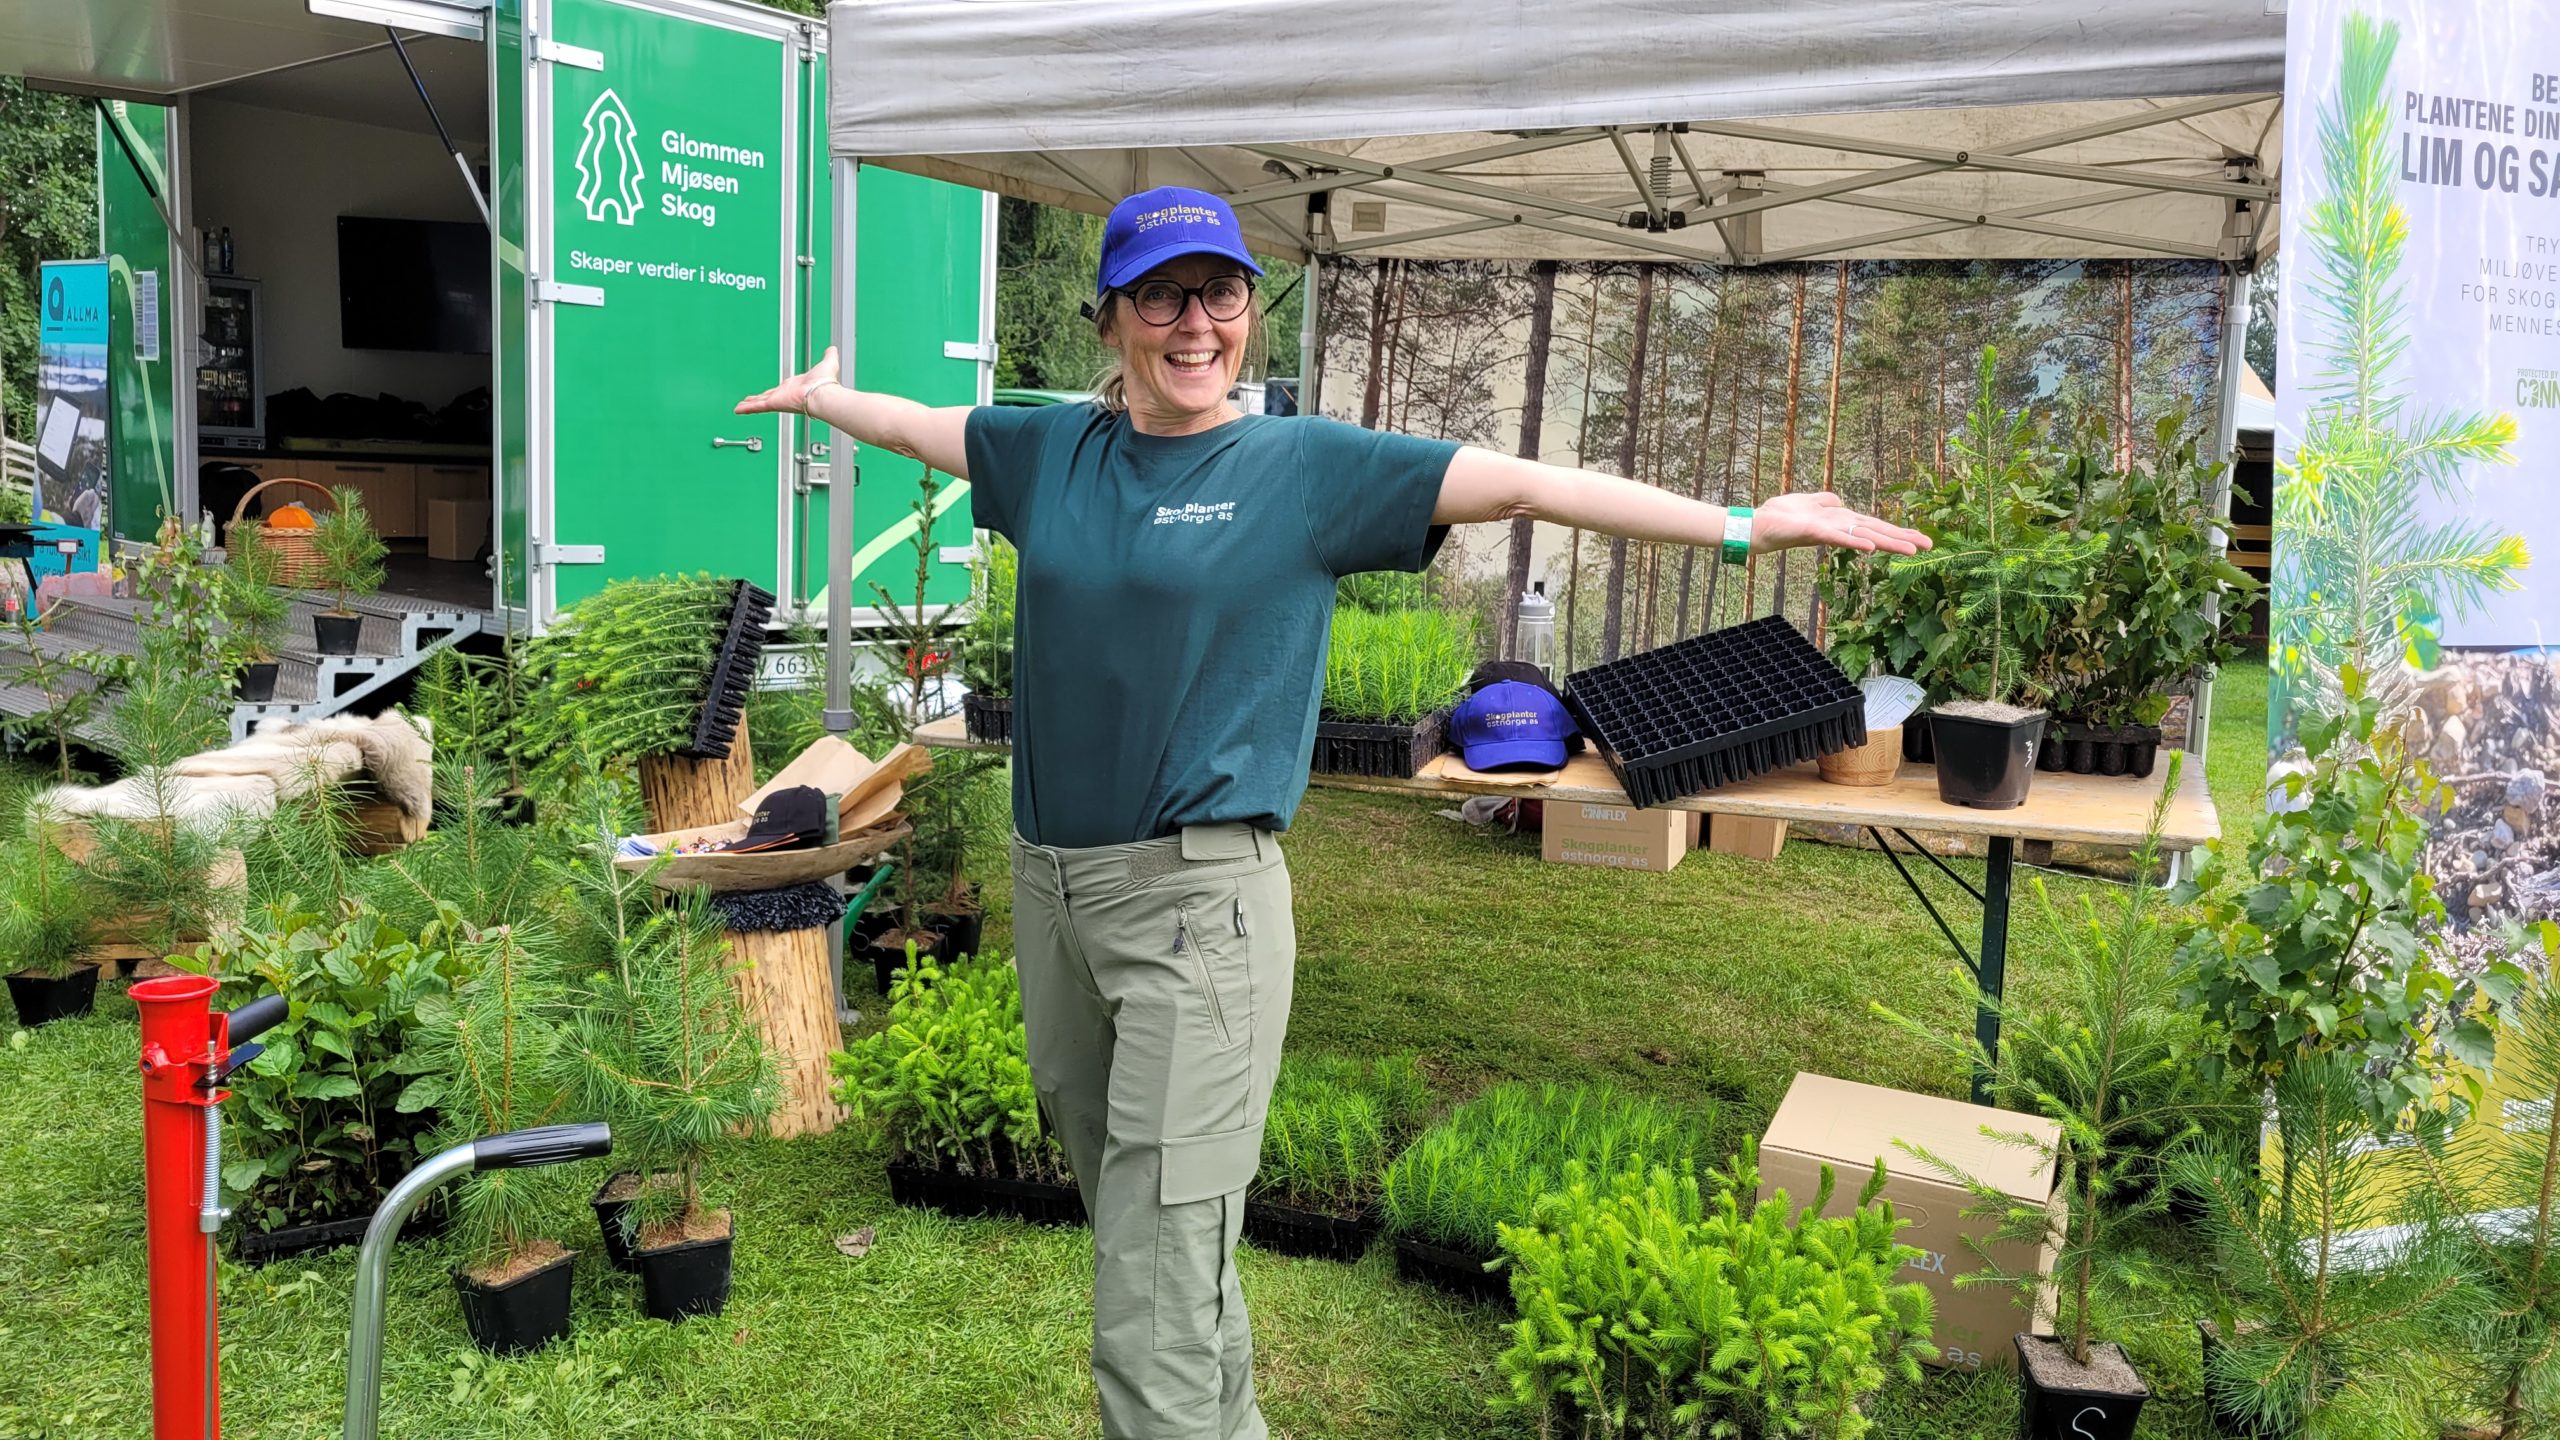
1707;814;1789;861
1757;1072;2060;1373
426;497;491;562
1542;799;1688;871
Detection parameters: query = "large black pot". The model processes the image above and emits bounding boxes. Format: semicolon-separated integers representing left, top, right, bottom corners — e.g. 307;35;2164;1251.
961;690;1013;744
2015;1334;2148;1440
920;893;985;961
635;1216;734;1322
1928;707;2048;810
6;967;99;1028
313;613;363;655
453;1248;577;1355
591;1172;643;1273
870;928;953;993
236;662;280;703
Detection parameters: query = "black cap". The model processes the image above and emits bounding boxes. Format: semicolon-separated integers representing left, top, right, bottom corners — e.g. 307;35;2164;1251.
731;785;828;854
1467;660;1558;698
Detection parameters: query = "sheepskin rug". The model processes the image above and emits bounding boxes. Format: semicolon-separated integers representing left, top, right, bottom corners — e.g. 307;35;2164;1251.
44;712;434;830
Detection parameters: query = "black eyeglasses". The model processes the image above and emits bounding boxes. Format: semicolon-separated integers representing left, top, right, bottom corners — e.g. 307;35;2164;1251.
1113;274;1255;326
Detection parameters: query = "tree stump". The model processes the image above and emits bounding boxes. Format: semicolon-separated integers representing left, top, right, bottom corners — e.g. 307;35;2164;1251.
722;924;848;1140
638;713;756;833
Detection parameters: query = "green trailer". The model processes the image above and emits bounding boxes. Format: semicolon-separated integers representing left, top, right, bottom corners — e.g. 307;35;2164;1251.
15;0;991;634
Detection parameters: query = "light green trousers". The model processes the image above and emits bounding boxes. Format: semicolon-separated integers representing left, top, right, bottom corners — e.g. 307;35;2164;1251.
1011;824;1295;1440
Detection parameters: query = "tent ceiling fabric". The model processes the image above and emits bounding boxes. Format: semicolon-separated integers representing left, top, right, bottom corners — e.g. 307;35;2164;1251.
1;0;483;100
829;0;2283;264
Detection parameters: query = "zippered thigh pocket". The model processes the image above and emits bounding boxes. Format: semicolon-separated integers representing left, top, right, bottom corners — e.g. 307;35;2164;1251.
1173;896;1241;1049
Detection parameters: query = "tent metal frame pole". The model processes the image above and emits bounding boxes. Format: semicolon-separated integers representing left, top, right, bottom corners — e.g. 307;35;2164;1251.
1765;180;2223;259
1221;129;1605;208
1359;181;1733;263
1686;116;2273;202
1759;183;2171;262
2189;260;2255;769
1246;142;1630;224
1300;251;1321;412
1328;217;1509;253
825;155;861;734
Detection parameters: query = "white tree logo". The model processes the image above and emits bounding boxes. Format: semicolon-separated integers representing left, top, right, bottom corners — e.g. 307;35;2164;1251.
573;89;645;225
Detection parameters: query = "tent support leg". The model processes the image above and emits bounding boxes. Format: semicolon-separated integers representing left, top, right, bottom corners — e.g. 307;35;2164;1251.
825;157;861;734
2188;260;2254;774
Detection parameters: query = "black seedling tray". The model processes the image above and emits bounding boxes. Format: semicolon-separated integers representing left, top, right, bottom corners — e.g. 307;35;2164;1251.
678;580;776;760
1563;615;1865;808
886;1159;1088;1227
1391;1234;1510;1303
1244;1199;1381;1263
1311;712;1446;779
2039;721;2162;779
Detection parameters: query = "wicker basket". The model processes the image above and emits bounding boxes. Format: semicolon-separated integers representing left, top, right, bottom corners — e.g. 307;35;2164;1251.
229;476;334;587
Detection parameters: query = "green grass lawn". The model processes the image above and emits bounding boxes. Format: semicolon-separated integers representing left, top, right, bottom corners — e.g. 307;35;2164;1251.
0;665;2271;1439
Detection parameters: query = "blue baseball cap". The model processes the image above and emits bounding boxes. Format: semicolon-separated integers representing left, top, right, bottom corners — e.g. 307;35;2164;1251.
1452;679;1578;772
1098;186;1264;295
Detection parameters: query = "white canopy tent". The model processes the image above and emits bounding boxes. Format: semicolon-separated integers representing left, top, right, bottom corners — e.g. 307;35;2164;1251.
819;0;2285;757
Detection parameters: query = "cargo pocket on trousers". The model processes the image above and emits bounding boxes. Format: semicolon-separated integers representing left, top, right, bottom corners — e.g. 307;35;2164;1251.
1154;1122;1262;1351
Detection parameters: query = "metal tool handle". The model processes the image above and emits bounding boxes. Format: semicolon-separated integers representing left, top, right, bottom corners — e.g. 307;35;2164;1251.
711;436;765;453
342;1125;612;1439
473;1123;613;1171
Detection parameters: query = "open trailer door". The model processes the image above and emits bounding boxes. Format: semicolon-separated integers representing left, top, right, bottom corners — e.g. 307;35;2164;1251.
520;0;804;621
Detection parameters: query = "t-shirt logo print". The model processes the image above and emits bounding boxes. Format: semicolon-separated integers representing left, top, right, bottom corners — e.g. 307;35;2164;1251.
1153;501;1239;526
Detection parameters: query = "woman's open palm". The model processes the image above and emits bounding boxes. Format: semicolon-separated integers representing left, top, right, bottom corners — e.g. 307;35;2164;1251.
1754;491;1930;555
735;345;839;417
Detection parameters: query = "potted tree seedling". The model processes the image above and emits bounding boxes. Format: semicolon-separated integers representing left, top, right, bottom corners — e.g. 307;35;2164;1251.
2175;668;2521;1129
2169;1053;2480;1440
833;951;1085;1225
182;900;462;1260
553;791;777;1319
2034;428;2260;777
1887;348;2101;808
1379;1081;1713;1301
1245;1052;1431;1261
1879;761;2228;1440
0;798;106;1027
220;519;292;701
1315;603;1475;778
403;914;582;1354
309;485;385;656
2415;962;2560;1440
958;537;1016;744
1495;1145;1933;1440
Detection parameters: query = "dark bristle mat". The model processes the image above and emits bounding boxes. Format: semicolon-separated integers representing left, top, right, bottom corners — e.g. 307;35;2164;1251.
681;580;777;761
1563;615;1865;808
706;882;848;933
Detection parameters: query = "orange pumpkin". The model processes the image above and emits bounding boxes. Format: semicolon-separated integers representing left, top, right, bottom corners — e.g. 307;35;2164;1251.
267;504;317;530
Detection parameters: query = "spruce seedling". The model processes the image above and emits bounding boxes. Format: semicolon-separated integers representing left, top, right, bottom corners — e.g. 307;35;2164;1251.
1322;605;1476;724
218;520;291;667
311;486;386;620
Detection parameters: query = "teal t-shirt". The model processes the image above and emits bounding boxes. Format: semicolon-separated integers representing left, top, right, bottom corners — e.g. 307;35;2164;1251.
964;403;1459;849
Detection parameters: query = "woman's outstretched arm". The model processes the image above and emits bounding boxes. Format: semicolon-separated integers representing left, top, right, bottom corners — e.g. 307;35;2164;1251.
735;346;975;480
1432;445;1929;556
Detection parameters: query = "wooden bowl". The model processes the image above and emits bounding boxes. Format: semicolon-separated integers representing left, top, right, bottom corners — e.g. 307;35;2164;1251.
1816;725;1904;787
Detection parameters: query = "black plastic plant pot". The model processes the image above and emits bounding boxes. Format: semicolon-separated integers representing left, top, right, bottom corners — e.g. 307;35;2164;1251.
1390;1234;1508;1304
2015;1334;2149;1440
232;1192;447;1267
635;1217;734;1323
1244;1199;1381;1263
922;906;985;962
1903;719;1937;765
312;613;363;655
6;967;99;1027
591;1173;642;1273
1312;711;1447;779
236;662;280;703
1928;707;2048;810
885;1159;1089;1227
961;690;1014;745
453;1249;577;1356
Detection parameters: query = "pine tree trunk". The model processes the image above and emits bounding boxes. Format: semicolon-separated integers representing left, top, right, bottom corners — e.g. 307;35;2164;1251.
638;713;755;833
1745;392;1769;617
1602;264;1653;662
1774;268;1809;625
1678;279;1729;639
722;924;849;1139
1813;261;1851;642
1562;274;1604;671
1501;261;1561;659
1360;259;1390;429
1932;343;1947;474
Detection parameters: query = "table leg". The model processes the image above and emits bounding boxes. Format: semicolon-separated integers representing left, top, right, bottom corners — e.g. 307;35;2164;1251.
1971;836;2015;1106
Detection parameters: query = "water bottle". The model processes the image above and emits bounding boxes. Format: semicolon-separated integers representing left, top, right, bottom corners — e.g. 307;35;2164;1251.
1514;581;1556;679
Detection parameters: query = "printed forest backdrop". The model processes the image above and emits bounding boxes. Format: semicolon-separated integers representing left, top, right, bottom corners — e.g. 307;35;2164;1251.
1309;258;2235;676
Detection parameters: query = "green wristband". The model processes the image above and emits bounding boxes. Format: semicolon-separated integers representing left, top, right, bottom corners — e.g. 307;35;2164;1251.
1720;507;1753;566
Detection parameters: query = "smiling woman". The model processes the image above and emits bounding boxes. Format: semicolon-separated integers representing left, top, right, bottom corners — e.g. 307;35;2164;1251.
732;183;1923;1440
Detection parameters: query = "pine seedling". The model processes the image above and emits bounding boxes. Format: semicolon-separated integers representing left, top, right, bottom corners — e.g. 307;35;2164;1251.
1878;756;2231;1368
406;912;575;1278
1883;346;2102;711
2413;962;2560;1438
413;643;527;786
218;521;291;667
551;802;776;1237
0;789;102;980
2168;1052;2481;1440
312;487;386;620
1381;1081;1714;1257
241;753;370;916
0;613;125;783
1255;1053;1432;1213
361;754;545;937
1322;605;1476;723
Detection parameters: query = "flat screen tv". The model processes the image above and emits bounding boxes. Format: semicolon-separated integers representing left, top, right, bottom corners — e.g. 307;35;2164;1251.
337;216;489;354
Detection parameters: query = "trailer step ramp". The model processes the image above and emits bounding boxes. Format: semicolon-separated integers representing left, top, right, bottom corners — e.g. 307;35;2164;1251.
0;588;485;751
